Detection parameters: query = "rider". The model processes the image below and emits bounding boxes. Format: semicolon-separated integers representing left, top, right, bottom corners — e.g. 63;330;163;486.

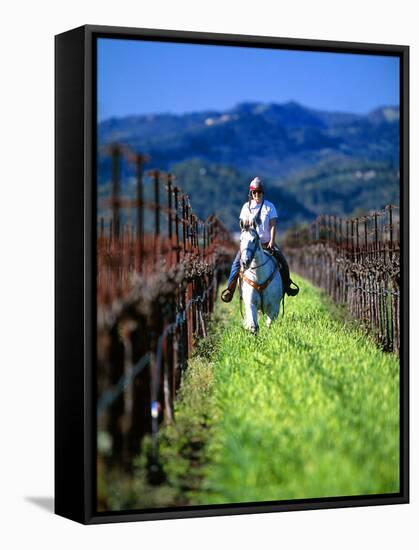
221;176;299;303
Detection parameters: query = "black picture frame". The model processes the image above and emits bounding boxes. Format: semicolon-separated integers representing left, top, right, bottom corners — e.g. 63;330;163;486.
55;24;409;525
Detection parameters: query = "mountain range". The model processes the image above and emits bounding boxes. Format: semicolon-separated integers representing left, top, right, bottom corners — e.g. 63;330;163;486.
98;101;400;231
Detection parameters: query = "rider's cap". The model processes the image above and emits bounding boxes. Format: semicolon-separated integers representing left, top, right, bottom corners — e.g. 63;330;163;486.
249;177;264;192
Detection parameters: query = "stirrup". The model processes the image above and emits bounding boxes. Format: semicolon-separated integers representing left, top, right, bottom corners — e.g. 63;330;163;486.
221;288;235;303
286;280;300;297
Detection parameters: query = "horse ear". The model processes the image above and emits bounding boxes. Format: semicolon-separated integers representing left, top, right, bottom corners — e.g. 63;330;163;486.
239;219;244;230
252;219;257;230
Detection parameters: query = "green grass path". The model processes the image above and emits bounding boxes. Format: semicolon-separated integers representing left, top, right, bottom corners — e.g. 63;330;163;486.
194;274;400;504
100;274;400;510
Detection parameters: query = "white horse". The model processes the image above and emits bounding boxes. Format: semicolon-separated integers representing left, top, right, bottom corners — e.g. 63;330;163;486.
239;221;283;334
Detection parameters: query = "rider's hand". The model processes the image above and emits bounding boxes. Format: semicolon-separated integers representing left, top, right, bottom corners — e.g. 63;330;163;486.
267;240;274;250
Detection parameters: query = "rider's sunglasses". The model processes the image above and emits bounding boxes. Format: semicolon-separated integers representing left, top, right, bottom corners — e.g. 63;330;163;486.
252;190;263;195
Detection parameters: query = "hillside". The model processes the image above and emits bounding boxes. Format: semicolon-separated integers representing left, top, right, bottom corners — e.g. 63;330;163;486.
169;159;315;231
98;101;400;228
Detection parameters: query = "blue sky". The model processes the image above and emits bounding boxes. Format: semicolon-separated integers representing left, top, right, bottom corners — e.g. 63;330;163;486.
97;38;400;121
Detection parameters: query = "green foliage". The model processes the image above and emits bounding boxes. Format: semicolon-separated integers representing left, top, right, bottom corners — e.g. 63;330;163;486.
276;158;400;219
170;158;315;232
197;276;399;504
170;159;248;230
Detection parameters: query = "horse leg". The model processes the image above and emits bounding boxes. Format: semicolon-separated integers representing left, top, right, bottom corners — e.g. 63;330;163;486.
264;280;281;328
265;306;278;328
250;301;259;335
264;300;279;328
244;301;259;334
242;286;259;334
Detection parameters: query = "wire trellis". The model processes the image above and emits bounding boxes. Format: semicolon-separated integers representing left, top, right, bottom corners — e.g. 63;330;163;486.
283;205;400;353
96;144;236;476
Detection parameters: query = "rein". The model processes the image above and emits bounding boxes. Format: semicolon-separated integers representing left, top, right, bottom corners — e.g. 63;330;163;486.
239;235;278;315
240;227;260;267
240;227;275;292
247;256;271;270
239;227;285;320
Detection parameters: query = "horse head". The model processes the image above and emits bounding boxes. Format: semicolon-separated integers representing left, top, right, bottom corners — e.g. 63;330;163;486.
240;220;260;271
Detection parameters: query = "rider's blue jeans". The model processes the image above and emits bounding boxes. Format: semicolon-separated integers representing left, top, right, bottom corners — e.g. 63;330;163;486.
227;251;241;286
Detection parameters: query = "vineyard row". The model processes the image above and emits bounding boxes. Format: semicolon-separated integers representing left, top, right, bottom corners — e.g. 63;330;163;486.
284;205;400;353
96;144;235;480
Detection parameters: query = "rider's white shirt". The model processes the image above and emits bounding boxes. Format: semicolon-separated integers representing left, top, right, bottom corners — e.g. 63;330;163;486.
239;199;278;244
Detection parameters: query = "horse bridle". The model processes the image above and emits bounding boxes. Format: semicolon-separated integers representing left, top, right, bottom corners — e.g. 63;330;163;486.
239;226;279;315
240;226;261;268
240;226;273;270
